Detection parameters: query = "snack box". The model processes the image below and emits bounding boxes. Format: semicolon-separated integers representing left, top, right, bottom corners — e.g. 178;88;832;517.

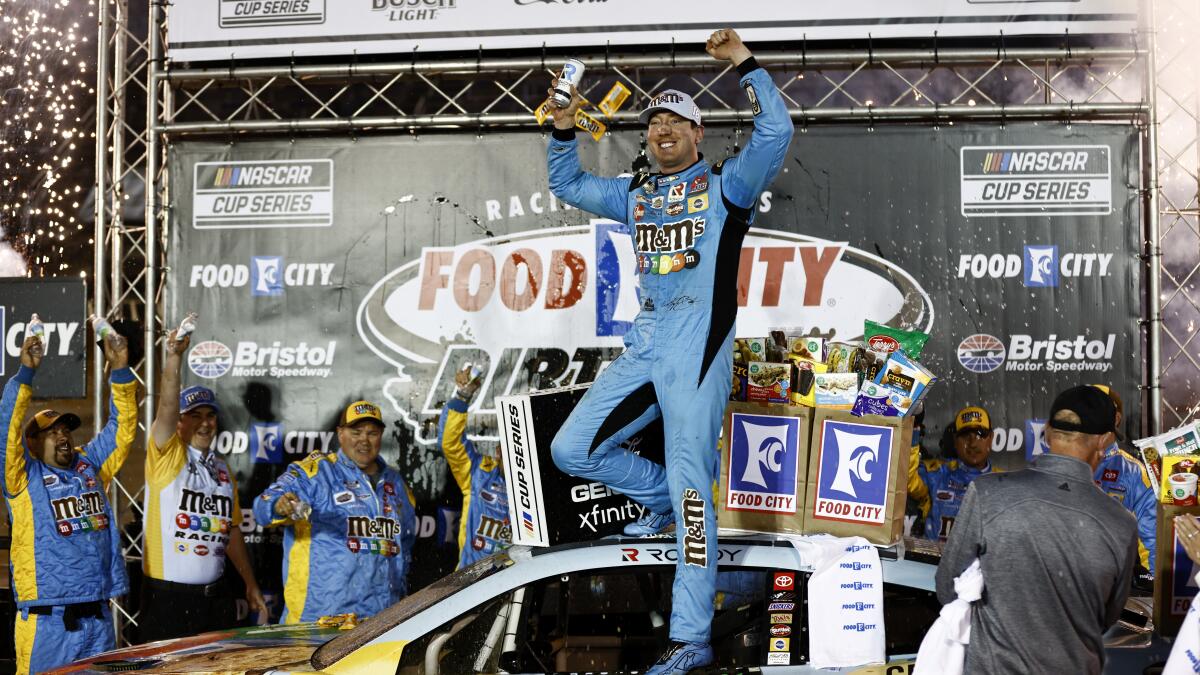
825;342;865;374
869;350;936;417
787;336;825;362
788;356;828;407
735;338;769;364
813;372;859;410
731;362;749;402
850;381;904;417
747;361;791;404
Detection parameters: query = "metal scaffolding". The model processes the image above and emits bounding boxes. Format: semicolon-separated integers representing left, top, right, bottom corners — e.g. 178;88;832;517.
93;0;1199;645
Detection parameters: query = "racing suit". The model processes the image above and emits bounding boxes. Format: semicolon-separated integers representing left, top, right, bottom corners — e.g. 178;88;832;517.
253;450;417;623
547;59;791;644
2;364;138;674
1094;442;1156;570
438;395;511;569
910;457;998;542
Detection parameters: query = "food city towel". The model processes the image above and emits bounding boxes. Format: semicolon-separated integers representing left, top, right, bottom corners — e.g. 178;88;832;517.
912;558;983;675
785;534;885;668
1164;571;1200;675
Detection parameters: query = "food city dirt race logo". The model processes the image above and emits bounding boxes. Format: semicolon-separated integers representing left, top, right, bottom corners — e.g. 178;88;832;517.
357;222;934;446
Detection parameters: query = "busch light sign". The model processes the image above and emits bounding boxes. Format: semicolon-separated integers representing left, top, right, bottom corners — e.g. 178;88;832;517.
726;413;801;514
813;420;893;525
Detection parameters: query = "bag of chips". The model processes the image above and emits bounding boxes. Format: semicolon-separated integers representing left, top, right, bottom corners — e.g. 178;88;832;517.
864;320;930;359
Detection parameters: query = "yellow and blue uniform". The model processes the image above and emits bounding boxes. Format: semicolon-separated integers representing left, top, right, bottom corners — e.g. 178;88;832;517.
1094;442;1157;570
438;395;510;569
2;364;138;674
908;450;998;541
253;451;416;623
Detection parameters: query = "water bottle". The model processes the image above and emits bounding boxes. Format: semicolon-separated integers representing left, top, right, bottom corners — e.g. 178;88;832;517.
25;313;45;341
88;314;117;342
176;312;198;341
552;59;585;108
294;500;313;520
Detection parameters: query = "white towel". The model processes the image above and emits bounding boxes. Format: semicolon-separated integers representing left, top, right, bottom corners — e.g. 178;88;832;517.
913;558;983;675
785;535;886;668
1164;571;1200;675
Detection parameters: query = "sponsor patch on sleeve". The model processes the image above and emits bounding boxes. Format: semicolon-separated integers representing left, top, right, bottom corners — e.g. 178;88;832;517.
744;82;762;115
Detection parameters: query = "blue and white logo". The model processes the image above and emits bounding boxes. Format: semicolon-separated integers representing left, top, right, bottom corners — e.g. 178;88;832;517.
594;222;639;337
1024;418;1050;461
726;413;800;514
1023;245;1059;287
251;256;284;296
813;420;893;525
1173;531;1198;615
250;421;283;464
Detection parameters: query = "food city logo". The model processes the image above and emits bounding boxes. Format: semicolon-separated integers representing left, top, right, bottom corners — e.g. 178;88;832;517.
192;159;333;230
725;414;800;514
50;492;109;536
209;424;335;461
960;145;1112;217
358;223;933;445
189;257;336;296
956;333;1117;374
956;247;1113;288
218;0;326;28
187;339;336;379
812;420;893;525
370;0;456;21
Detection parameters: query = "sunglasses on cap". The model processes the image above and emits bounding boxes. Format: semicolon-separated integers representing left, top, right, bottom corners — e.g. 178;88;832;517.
957;428;990;439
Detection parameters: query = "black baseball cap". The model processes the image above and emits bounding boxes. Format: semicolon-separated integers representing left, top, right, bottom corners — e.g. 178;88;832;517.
1047;385;1117;435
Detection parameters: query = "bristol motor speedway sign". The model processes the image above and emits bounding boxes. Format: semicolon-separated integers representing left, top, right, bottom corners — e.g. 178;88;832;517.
168;123;1138;581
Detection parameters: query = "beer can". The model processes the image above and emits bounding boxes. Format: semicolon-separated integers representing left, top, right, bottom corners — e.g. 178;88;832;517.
552;59;585;108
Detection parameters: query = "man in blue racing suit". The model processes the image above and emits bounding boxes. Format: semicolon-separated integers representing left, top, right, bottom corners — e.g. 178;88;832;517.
439;364;510;569
547;28;791;673
253;400;417;623
1092;384;1156;572
911;406;1001;542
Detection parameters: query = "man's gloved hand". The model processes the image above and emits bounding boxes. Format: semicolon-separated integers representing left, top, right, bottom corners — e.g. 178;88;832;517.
20;336;43;370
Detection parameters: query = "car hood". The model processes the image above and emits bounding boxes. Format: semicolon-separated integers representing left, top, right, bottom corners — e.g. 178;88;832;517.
46;623;342;674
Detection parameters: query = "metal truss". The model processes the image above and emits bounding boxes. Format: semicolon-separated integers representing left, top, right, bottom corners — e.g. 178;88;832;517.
94;0;158;645
1150;0;1200;431
157;45;1148;135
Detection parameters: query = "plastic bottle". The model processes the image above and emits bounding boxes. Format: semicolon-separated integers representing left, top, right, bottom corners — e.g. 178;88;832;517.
89;314;116;342
25;313;45;341
176;312;198;341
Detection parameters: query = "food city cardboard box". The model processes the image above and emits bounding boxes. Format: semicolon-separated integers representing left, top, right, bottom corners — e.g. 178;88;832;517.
496;385;665;547
718;402;812;535
802;409;913;545
1154;502;1200;636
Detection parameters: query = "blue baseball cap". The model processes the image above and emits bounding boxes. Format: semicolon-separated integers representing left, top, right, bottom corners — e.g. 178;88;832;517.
180;385;220;414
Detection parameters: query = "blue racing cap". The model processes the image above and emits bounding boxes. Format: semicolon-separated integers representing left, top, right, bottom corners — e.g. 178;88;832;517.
180;385;220;414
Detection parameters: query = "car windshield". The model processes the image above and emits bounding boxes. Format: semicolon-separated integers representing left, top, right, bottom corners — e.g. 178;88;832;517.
309;552;513;669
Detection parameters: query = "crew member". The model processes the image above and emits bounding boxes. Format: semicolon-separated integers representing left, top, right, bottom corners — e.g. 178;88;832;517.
3;328;136;674
546;29;791;673
139;331;267;641
253;401;416;622
439;364;510;569
909;406;1000;541
1092;384;1157;572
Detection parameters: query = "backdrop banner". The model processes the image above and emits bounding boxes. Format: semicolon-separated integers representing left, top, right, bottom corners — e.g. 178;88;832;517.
166;0;1138;62
1;278;87;398
168;121;1140;589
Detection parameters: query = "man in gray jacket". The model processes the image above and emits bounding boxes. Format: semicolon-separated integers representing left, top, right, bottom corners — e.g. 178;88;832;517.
936;385;1137;674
